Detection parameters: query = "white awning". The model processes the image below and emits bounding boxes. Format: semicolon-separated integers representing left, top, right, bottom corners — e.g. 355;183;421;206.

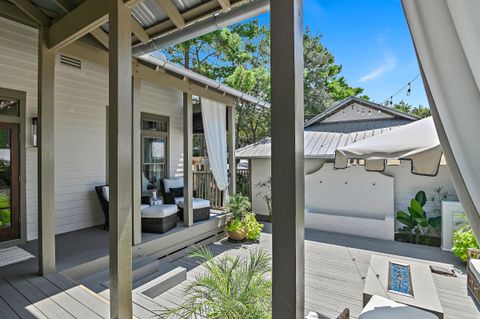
334;117;443;176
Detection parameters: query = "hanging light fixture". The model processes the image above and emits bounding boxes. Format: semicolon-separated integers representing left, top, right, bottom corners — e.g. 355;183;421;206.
406;82;412;96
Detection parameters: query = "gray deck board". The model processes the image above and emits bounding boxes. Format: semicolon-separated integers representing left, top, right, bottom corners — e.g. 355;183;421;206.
0;295;21;319
0;277;46;319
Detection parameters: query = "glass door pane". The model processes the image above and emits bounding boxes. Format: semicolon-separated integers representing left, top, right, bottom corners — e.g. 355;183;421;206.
0;128;11;229
142;137;167;192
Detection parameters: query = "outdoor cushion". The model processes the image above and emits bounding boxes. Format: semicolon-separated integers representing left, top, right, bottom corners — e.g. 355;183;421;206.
170;187;184;198
163;178;183;193
102;186;110;202
470;259;480;281
140;204;150;210
141;205;178;218
359;295;436;319
177;198;210;209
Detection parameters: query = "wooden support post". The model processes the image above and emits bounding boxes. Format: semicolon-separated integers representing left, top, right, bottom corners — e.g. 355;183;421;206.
183;93;193;227
132;76;142;245
108;1;133;318
227;105;236;195
271;0;305;318
37;26;56;276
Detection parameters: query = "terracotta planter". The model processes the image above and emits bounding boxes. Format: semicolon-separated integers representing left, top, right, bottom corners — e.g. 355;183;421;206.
227;218;247;242
228;229;247;241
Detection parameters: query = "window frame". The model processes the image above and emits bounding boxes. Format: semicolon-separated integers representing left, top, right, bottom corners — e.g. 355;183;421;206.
141;113;170;193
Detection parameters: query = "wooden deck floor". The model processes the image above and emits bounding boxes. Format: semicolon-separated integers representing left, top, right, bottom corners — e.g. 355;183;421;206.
1;226;479;318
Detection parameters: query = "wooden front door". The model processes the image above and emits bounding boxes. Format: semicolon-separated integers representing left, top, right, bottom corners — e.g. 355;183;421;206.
0;123;20;242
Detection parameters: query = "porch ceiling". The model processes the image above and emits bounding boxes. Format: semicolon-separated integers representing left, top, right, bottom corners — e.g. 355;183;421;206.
5;0;251;45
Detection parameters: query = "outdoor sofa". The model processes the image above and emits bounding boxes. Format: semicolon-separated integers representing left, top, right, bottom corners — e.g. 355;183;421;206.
468;248;480;305
95;185;179;234
160;178;211;222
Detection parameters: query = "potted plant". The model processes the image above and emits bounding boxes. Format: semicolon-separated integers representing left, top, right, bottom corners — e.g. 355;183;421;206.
225;194;263;242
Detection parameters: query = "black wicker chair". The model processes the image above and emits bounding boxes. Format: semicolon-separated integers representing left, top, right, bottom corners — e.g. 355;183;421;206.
95;185;109;230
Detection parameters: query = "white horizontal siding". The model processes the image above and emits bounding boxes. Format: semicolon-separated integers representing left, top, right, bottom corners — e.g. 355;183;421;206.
0;17;184;241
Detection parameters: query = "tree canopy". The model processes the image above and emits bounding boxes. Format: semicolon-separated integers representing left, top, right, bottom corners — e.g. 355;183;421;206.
392;101;431;118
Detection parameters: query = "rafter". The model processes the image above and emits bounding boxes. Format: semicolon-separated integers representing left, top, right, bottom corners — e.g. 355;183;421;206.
155;0;185;29
52;0;109;49
130;17;150;44
0;0;38;28
10;0;50;26
48;0;109;50
216;0;231;10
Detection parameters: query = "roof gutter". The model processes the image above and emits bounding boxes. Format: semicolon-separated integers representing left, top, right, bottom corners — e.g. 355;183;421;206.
140;54;271;106
132;0;270;56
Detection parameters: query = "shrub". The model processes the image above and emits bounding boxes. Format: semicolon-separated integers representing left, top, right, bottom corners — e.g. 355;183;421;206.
162;248;272;319
453;228;479;262
244;212;264;241
226;218;244;232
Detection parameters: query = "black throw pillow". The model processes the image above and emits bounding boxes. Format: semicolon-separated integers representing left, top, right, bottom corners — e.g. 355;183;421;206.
170;187;184;198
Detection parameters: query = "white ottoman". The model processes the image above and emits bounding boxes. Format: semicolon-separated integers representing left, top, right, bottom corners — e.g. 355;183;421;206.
360;295;437;319
141;205;178;233
177;198;211;222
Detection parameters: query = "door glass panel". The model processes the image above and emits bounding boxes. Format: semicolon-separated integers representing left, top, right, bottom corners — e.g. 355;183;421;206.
0;128;11;229
0;98;20;117
143;137;166;192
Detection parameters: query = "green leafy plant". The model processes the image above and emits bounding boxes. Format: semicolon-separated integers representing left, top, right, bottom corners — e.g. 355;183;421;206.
453;228;479;262
226;218;244;232
225;194;251;220
244;212;263;241
396;190;440;244
162;248;272;319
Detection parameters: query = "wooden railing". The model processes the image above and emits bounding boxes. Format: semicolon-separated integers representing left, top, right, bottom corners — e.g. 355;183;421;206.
193;171;223;208
192;168;251;208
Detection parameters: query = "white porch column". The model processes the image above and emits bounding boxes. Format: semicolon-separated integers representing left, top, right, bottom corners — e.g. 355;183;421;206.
271;0;305;318
38;26;56;275
183;92;193;226
132;76;142;244
227;105;236;195
108;1;133;318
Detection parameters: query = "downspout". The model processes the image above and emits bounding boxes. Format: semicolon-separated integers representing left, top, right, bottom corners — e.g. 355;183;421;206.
132;0;270;56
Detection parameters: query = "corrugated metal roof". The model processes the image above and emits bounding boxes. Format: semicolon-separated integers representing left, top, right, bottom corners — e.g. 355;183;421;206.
304;118;414;133
235;127;399;159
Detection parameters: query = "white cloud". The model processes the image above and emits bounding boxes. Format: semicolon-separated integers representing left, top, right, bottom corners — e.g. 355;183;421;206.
358;56;398;83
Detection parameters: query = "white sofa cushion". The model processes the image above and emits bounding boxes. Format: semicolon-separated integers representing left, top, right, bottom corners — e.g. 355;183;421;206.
141;205;178;218
102;186;109;202
177;198;210;209
470;259;480;281
163;178;183;193
360;295;436;319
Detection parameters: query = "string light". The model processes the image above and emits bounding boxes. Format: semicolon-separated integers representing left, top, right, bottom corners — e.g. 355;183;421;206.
382;74;420;106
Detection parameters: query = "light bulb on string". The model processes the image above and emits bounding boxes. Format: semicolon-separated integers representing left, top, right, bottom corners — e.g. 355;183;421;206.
406;83;412;96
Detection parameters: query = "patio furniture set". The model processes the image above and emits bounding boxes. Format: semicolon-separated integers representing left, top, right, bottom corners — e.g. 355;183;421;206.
95;178;211;234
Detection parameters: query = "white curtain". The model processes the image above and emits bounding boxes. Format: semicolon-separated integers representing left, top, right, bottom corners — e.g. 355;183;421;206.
402;0;480;239
201;98;229;194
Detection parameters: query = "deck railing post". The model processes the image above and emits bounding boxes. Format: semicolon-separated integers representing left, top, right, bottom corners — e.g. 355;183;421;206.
183;92;194;226
228;105;236;195
37;25;56;275
108;0;133;318
271;0;305;318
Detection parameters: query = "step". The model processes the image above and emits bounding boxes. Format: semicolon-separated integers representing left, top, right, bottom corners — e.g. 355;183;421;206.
134;266;187;299
80;255;157;291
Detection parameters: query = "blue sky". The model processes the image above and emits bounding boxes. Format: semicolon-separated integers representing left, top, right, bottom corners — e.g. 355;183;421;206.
255;0;428;107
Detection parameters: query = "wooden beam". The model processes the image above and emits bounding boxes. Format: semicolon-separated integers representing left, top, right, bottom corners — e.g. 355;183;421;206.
155;0;185;29
37;26;56;275
183;93;193;227
48;0;109;50
132;77;142;245
124;0;145;8
10;0;50;26
0;0;38;28
130;17;150;44
52;0;109;49
217;0;231;11
271;0;305;318
108;0;133;318
227;105;236;195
